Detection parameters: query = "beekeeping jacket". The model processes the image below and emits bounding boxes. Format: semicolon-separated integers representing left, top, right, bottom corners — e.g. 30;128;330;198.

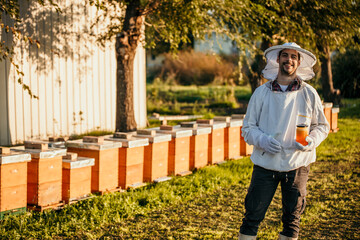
242;81;330;172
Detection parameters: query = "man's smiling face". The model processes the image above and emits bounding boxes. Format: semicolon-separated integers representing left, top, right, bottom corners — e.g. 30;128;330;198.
277;49;301;77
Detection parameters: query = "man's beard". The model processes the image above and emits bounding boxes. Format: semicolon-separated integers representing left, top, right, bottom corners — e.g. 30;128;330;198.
280;61;297;77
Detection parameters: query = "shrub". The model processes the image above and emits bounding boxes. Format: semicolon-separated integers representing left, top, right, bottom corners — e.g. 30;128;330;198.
154;50;237;85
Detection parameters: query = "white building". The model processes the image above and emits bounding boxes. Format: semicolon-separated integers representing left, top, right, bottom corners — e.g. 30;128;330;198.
0;1;146;146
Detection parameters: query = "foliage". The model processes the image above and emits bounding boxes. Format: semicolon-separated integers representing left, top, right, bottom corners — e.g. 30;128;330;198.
339;98;360;119
149;50;238;86
332;48;360;98
0;0;60;98
0;115;359;238
237;0;360;100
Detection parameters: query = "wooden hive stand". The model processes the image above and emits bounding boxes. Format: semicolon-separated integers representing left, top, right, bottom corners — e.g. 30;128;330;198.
0;147;31;219
66;137;122;195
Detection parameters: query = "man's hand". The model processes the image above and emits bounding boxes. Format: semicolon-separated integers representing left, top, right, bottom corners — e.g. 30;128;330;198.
259;135;282;154
295;136;315;152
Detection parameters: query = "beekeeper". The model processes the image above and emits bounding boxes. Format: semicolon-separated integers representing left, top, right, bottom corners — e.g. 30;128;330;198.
238;42;330;240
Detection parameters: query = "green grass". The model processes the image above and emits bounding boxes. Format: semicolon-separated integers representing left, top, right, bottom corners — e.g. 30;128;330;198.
147;84;252;116
1;100;359;239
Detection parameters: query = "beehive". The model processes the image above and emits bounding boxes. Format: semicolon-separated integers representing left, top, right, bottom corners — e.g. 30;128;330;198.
12;144;66;208
240;126;254;156
323;102;333;128
224;118;243;160
62;154;95;203
105;133;149;189
180;122;211;170
331;107;340;132
196;119;227;165
66;137;121;194
135;130;172;182
0;148;31;218
232;114;253;156
153;126;193;176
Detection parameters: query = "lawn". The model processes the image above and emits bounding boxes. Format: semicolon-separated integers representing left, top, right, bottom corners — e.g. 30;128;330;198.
1;101;359;239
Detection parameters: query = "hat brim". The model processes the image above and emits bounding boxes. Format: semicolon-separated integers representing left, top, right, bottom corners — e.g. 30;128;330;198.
262;45;317;81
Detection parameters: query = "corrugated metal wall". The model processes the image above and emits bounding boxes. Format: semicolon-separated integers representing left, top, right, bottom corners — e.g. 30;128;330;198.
0;1;146;146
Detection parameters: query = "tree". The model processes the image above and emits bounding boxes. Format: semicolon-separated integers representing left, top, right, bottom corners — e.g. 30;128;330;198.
332;47;360;98
91;0;260;132
241;0;360;105
294;0;360;104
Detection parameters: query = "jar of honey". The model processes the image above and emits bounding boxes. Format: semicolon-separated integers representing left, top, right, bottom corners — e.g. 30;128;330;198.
296;124;309;146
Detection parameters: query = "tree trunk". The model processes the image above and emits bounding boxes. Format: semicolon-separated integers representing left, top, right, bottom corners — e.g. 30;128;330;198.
115;0;143;132
249;39;271;93
318;44;341;105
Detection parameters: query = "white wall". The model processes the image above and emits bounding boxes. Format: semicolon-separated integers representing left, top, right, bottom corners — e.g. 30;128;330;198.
0;1;146;146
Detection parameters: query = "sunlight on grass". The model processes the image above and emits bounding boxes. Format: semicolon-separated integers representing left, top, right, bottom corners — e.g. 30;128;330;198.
1;102;359;239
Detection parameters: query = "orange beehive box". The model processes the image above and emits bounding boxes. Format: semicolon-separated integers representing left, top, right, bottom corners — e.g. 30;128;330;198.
135;130;172;182
180;122;211;170
331;107;340;133
240;126;254;156
323;102;333;128
12;146;67;208
106;133;149;189
62;156;95;203
0;150;31;214
196;120;227;165
27;151;65;207
226;119;243;160
66;138;121;194
154;126;193;176
231;114;253;156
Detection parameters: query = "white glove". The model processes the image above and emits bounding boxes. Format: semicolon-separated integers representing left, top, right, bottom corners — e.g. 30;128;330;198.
295;136;315;152
259;135;282;154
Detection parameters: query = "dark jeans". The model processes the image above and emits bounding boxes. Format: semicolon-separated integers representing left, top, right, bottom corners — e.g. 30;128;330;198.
240;164;310;238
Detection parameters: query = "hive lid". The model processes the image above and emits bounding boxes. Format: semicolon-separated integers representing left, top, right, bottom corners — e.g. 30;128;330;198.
180;122;198;129
228;118;243;127
135;132;172;143
179;122;211;135
105;134;149;148
83;136;105;143
196;119;213;125
213;116;231;123
0;150;31;164
231;114;246;119
196;120;227;129
152;126;193;138
10;146;66;159
136;129;156;136
323;102;334;108
62;157;95;169
66;139;122;150
24;140;49;151
332;107;340;113
62;152;78;161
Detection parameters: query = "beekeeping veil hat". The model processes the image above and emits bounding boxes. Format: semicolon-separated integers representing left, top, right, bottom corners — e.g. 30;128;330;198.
262;42;317;81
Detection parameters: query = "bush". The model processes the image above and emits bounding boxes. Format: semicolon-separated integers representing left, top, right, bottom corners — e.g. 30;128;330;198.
332;48;360;98
153;50;237;85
